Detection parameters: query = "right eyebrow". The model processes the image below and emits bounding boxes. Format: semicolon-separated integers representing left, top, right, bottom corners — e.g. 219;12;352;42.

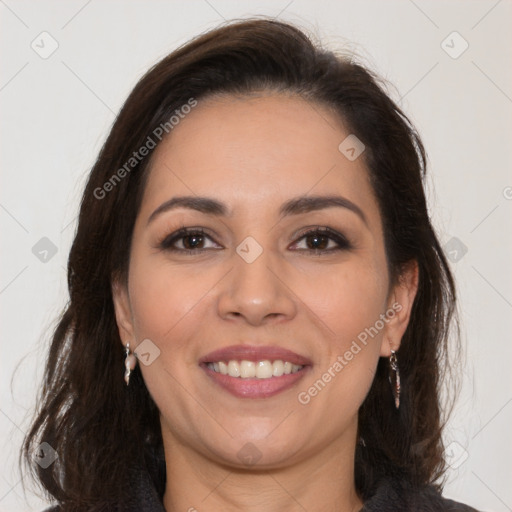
147;196;228;226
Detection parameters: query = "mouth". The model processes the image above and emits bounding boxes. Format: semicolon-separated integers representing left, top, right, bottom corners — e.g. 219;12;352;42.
199;344;312;399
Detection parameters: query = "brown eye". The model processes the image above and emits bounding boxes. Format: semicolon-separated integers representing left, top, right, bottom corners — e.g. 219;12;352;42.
304;232;330;250
159;227;221;253
291;227;351;253
181;233;205;250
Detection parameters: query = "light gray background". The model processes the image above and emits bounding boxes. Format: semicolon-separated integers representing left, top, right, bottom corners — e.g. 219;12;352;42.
1;1;511;511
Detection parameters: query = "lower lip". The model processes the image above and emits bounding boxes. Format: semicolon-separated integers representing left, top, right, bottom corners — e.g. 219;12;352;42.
200;364;311;399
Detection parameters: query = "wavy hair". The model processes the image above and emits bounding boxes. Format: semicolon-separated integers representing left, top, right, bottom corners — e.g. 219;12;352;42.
21;17;458;508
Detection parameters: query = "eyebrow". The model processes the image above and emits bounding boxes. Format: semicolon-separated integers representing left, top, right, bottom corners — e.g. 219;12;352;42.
146;194;368;226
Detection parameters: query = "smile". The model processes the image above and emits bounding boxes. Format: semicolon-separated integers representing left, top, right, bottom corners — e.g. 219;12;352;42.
199;344;312;398
206;359;303;378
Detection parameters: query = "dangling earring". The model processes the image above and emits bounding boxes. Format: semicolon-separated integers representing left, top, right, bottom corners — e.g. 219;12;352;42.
124;343;137;386
388;349;401;409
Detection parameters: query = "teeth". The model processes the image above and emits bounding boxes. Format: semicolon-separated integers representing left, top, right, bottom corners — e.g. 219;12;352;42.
240;360;256;378
227;360;240;377
273;360;284;377
206;360;304;378
256;360;273;379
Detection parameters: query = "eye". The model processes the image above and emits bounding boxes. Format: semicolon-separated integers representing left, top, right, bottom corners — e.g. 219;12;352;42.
290;227;352;253
157;225;351;256
158;227;222;254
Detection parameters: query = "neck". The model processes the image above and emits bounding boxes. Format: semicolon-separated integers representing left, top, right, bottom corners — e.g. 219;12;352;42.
162;423;363;512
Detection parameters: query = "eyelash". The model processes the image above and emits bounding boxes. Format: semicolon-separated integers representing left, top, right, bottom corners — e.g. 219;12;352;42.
157;226;352;255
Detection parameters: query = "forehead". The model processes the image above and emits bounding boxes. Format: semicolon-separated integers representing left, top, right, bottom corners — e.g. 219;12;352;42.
139;93;379;223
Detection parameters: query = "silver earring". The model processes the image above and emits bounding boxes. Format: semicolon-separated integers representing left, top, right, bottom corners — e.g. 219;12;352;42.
389;349;401;409
124;343;137;386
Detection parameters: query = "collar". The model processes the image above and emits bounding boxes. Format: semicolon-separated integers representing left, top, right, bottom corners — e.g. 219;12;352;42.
123;467;479;512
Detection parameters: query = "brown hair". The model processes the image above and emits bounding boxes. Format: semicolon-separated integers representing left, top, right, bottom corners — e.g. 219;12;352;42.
21;17;458;508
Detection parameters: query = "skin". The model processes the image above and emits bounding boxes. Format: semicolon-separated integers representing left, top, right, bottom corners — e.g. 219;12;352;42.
112;93;418;512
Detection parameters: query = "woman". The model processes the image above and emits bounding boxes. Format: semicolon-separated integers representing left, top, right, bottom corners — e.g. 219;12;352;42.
22;18;480;512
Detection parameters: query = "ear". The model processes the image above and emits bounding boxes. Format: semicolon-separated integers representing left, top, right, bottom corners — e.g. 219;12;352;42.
111;277;136;346
380;260;419;357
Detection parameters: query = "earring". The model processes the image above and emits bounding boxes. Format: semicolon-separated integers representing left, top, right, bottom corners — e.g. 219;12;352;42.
388;349;401;409
124;343;137;386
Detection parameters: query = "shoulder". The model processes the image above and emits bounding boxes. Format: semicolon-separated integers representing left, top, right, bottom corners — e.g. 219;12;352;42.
361;476;482;512
407;491;481;511
39;464;166;512
41;505;123;512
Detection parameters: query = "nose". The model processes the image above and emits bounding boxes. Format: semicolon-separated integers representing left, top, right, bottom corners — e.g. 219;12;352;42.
216;243;297;327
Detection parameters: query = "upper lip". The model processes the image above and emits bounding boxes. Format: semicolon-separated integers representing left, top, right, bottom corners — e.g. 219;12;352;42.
199;344;312;366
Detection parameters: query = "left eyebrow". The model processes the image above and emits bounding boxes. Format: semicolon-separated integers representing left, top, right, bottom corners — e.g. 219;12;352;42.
278;195;368;226
146;194;368;226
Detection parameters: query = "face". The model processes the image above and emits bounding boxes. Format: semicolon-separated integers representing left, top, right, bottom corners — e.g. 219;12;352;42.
113;93;417;469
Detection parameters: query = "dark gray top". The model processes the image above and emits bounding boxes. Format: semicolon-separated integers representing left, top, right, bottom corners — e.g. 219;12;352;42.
43;466;481;511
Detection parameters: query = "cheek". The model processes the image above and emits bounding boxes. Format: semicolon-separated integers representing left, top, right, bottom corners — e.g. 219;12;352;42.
126;254;226;359
293;260;388;407
127;258;193;342
294;261;388;343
